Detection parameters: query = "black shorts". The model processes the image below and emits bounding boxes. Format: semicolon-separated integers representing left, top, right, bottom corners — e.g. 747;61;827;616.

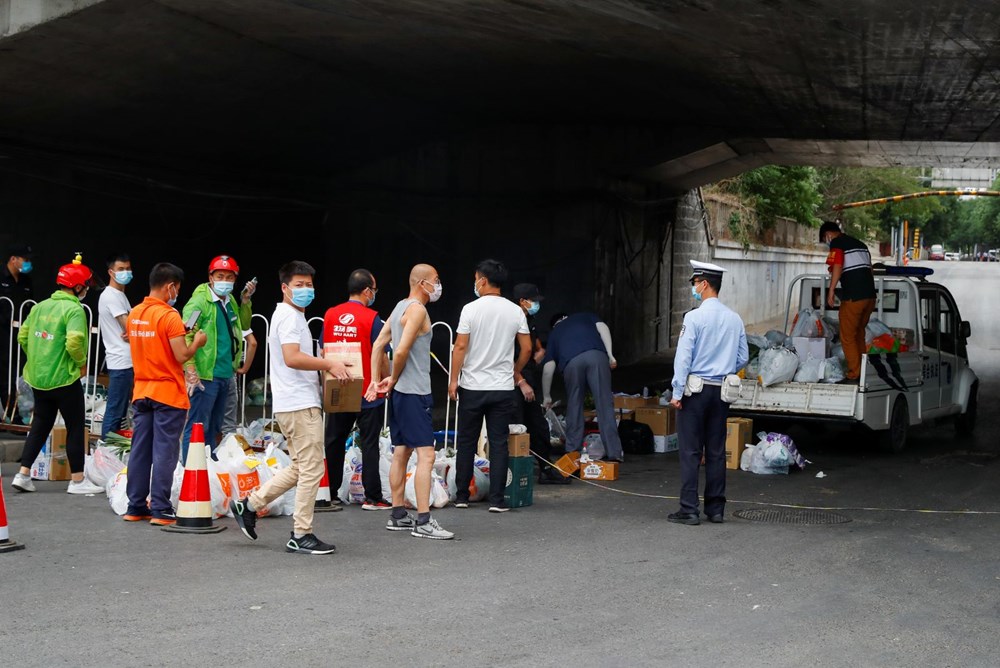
389;391;434;448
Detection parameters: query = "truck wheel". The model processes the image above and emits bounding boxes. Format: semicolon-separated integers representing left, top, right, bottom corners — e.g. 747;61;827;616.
954;383;978;435
878;396;909;454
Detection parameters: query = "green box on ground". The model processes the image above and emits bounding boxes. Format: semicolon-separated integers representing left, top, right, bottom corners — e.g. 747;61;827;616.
504;456;534;508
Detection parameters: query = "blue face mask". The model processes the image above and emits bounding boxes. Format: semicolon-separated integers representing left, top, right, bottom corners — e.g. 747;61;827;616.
167;284;178;307
291;287;315;308
527;301;540;316
691;285;703;302
20;260;32;274
114;270;133;285
212;280;234;298
367;288;377;308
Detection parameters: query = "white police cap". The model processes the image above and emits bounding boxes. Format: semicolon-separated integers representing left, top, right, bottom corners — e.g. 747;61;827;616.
689;259;727;281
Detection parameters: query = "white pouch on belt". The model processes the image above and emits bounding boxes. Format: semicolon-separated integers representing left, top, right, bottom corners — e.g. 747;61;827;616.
720;374;742;403
684;375;704;397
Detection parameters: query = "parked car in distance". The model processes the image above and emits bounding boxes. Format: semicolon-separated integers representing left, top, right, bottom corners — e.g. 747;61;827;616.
929;244;945;260
944;252;961;261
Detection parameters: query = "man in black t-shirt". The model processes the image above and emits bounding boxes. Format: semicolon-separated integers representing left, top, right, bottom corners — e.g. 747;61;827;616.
820;222;876;384
1;243;34;422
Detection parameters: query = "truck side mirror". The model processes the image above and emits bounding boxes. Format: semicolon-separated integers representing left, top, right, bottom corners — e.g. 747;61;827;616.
959;320;971;340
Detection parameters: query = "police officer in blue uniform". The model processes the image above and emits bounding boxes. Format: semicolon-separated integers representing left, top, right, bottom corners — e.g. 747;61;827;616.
668;260;748;525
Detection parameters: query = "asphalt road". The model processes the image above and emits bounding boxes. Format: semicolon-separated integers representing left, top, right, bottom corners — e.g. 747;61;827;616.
1;260;998;667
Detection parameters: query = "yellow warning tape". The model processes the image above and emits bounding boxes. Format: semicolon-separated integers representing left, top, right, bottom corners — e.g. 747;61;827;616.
532;450;1000;516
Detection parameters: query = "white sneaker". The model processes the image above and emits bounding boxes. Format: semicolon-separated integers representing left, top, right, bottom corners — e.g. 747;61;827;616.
11;473;35;493
67;479;105;495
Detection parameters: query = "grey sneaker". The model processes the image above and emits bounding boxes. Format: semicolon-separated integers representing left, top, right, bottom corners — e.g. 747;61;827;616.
411;518;455;540
11;473;35;493
286;532;336;555
453;501;469;509
386;513;416;531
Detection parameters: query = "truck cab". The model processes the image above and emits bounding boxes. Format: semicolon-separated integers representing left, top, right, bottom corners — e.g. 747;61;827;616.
731;268;978;452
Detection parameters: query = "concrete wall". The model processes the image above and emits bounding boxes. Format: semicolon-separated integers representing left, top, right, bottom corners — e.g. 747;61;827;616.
0;0;103;38
668;190;828;346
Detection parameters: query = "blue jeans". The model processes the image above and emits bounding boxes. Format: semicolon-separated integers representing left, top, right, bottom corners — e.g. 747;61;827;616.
102;367;134;439
181;377;229;463
126;398;185;518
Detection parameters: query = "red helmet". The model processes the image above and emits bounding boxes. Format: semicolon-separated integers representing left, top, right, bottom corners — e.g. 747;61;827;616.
208;255;239;275
56;254;94;289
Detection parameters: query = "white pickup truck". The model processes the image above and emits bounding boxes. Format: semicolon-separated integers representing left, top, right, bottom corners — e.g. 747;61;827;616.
731;268;978;452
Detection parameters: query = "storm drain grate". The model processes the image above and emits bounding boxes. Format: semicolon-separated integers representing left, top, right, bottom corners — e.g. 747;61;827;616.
734;508;851;525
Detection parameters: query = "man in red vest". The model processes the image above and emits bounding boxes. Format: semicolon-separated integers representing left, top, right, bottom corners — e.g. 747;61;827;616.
322;269;391;509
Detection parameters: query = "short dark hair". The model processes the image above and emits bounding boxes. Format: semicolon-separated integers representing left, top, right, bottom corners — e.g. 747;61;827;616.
106;252;130;269
149;262;184;289
280;260;315;284
702;275;722;293
550;312;568;329
475;259;508;289
818;221;841;243
347;268;374;295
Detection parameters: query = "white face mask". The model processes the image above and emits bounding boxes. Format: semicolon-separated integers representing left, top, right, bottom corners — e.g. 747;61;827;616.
423;280;442;303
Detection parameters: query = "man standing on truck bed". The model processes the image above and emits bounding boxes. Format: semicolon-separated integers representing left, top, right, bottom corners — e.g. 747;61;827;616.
820;221;876;385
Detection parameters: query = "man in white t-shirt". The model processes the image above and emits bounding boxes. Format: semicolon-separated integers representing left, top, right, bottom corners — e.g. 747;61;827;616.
98;252;134;438
230;261;352;555
449;259;531;512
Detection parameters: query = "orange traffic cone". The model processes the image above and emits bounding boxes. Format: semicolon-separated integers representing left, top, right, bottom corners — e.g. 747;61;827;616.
163;423;226;534
0;470;26;553
314;454;337;512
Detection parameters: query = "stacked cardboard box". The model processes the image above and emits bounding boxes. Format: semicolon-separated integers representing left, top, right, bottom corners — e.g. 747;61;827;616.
508;433;531;457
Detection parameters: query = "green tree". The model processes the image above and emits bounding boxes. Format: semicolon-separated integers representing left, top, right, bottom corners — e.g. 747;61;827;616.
736;166;822;228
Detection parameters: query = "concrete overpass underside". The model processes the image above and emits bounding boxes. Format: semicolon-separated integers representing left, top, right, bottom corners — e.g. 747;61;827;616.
4;0;1000;363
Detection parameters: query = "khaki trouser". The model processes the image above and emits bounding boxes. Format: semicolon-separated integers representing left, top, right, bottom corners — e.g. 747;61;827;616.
839;298;876;380
249;406;324;536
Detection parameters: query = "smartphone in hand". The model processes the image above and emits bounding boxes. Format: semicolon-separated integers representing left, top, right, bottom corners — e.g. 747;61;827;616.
184;309;201;332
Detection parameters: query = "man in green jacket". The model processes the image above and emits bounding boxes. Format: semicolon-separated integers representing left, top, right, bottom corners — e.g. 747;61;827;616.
180;255;253;461
11;255;104;495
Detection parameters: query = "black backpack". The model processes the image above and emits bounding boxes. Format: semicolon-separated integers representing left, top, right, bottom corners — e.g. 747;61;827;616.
618;420;654;455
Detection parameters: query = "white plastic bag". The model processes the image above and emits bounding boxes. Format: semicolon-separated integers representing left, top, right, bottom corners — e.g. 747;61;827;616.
337;445;365;505
86;445;126;489
445;457;490;502
793;356;823;383
740;445;756;471
583;433;605;460
790;308;823;338
106;469;129;515
865;318;892;346
403;466;450;509
821;357;845;383
758;347;799;387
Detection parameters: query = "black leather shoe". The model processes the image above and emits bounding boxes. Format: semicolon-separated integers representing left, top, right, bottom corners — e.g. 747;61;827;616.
836;377;859;385
538;469;571;485
667;511;701;526
707;514;724;524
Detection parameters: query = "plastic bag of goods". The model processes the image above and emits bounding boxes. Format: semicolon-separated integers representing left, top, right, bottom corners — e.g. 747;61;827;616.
445;457;490;502
793;356;823;383
757;347;799;387
748;435;790;475
106;468;129;515
821;357;845;383
746;334;769;352
821;314;840;343
865;319;892;346
262;445;296;516
790;308;824;339
337;445;365;505
764;329;791;349
868;334;900;354
86;444;127;488
403;466;450;509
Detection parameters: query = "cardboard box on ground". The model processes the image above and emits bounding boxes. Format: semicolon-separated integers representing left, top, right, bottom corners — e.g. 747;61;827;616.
634;406;675;435
31;425;91;481
613;395;658;410
725;417;754;470
323;342;366;413
580;459;618;480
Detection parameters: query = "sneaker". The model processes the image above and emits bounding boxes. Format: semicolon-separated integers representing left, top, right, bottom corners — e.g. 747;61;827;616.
411;518;455;540
123;512;152;522
67;479;105;495
150;512;177;526
362;499;392;511
454;501;470;509
229;498;258;541
488;505;510;513
386;513;416;531
286;532;336;555
11;473;35;493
